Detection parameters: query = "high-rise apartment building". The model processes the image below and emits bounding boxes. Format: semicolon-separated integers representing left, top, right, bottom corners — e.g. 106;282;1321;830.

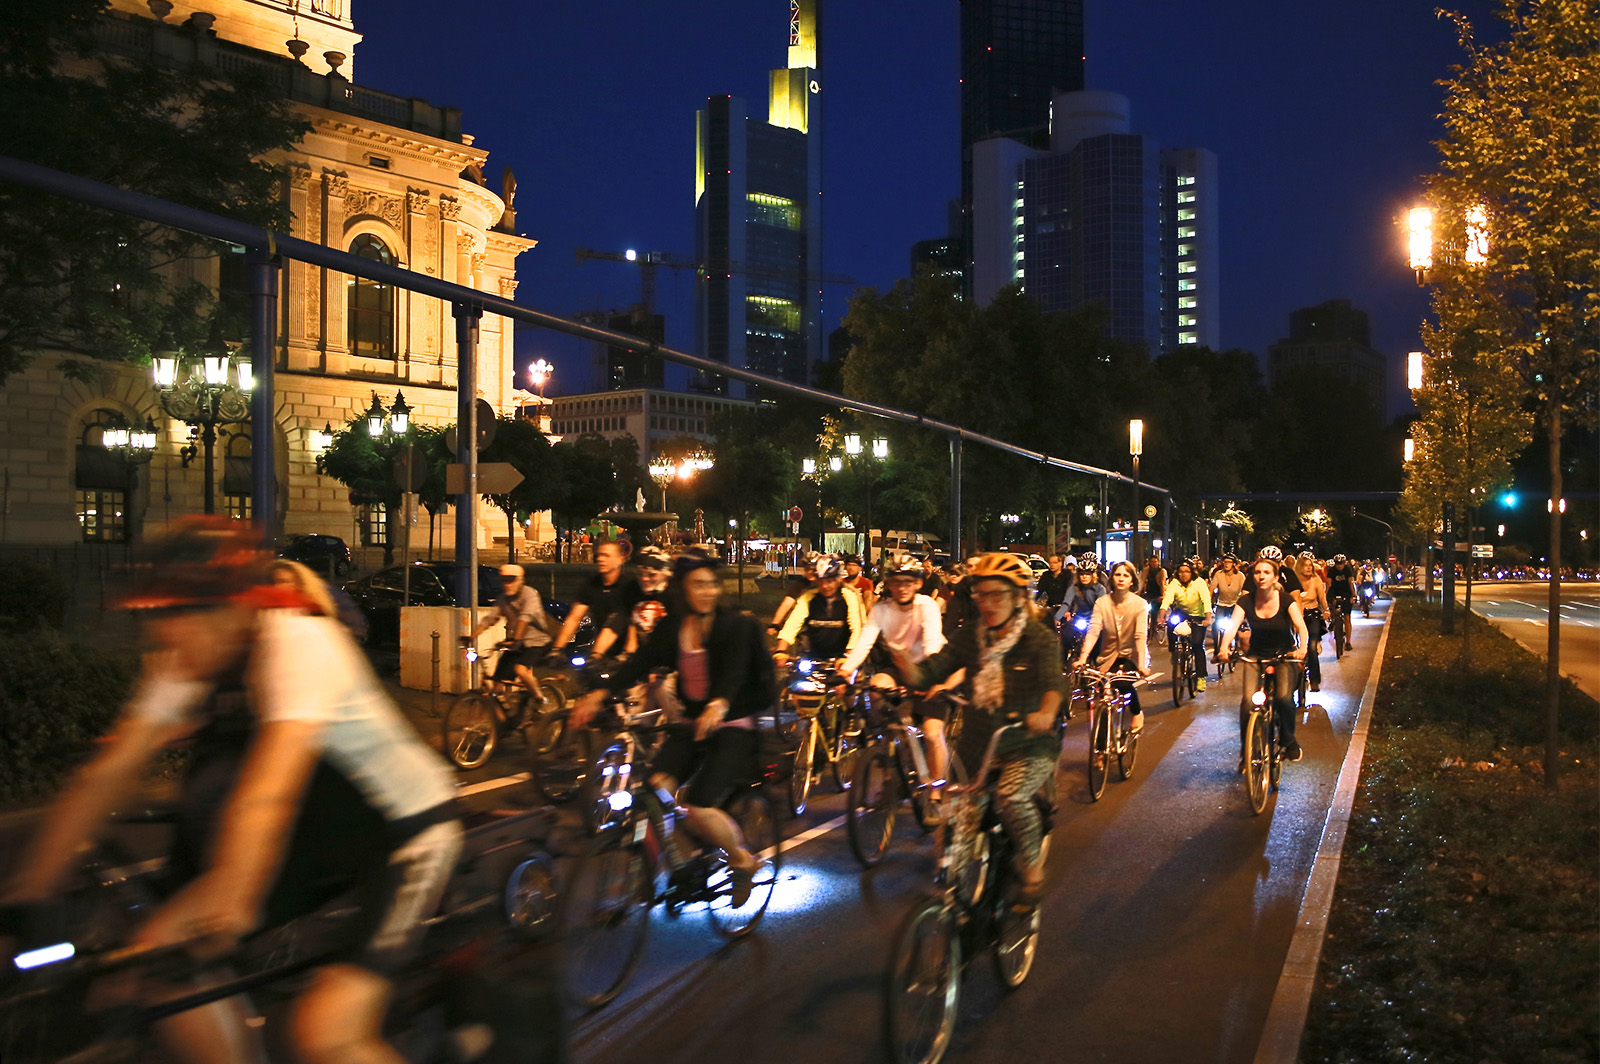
694;1;823;393
971;91;1219;354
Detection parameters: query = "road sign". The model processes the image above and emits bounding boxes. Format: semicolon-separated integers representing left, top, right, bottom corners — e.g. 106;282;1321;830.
1143;505;1157;518
1137;520;1150;533
443;398;498;454
788;506;803;523
446;461;524;495
1471;543;1494;559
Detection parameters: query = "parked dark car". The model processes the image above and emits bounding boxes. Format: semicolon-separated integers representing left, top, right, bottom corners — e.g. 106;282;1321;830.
343;562;595;651
276;533;352;577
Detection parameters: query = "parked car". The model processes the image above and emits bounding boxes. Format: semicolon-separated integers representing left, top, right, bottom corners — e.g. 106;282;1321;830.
343;562;595;651
276;533;352;577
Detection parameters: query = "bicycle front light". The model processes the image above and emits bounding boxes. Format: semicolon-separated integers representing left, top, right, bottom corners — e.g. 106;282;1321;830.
1074;617;1089;631
13;942;74;970
1169;613;1184;627
465;648;479;662
797;659;814;675
570;656;586;667
1251;690;1267;707
606;791;633;812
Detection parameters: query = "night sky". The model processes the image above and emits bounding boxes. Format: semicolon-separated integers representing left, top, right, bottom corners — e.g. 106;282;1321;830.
354;0;1499;411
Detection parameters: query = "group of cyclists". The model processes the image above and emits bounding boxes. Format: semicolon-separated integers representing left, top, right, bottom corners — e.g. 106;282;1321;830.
0;513;1387;1062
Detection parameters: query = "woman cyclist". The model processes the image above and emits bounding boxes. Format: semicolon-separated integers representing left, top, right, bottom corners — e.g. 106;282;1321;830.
1216;556;1310;766
892;553;1065;908
1293;551;1329;693
571;549;770;905
1072;559;1154;730
1156;559;1213;694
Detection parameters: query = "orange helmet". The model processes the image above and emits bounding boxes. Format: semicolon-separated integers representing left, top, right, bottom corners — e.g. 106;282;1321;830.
965;552;1033;588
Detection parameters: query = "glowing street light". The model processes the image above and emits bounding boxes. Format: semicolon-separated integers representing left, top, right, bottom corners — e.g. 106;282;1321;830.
1408;351;1425;391
1407;206;1434;280
1404;437;1415;463
528;358;553;397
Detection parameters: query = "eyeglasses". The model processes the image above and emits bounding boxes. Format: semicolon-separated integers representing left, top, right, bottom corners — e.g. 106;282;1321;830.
973;589;1015;603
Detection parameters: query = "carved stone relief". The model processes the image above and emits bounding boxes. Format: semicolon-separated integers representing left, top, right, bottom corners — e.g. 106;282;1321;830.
439;197;461;220
343;187;405;230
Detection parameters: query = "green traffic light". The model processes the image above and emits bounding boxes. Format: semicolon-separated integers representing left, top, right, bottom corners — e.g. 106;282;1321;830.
1501;492;1516;508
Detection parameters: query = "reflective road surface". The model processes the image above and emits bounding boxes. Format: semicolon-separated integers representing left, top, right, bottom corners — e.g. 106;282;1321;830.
1461;581;1600;699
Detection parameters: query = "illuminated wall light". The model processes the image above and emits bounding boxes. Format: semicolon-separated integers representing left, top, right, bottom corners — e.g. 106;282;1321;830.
1408;351;1425;391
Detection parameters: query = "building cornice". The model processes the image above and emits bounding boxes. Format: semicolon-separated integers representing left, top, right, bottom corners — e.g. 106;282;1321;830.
307;112;486;169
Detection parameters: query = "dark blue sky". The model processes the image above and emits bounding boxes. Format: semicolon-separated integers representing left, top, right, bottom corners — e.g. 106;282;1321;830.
355;0;1497;407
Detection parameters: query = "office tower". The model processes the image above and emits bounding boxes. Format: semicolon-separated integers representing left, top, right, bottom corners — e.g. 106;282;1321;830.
695;1;823;393
576;309;667;391
971;90;1220;354
1269;300;1388;413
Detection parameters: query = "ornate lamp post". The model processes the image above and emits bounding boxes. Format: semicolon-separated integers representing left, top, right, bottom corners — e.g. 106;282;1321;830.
528;358;553;397
101;413;158;545
152;325;252;515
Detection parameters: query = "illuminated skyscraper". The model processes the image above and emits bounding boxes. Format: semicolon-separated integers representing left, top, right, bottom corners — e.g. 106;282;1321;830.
695;1;823;393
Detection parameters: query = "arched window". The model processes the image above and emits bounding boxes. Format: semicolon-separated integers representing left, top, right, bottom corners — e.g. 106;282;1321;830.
348;234;394;359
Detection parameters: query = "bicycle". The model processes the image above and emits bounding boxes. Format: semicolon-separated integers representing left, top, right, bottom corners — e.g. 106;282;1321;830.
1210;607;1238;679
1;806;562;1064
1328;598;1350;659
561;699;784;1010
1079;665;1157;801
1165;610;1200;706
1234;653;1294;815
441;639;573;769
780;657;865;816
846;684;968;867
882;722;1046;1064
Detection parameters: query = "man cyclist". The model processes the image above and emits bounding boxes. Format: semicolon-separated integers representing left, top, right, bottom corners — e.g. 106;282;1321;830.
1157;559;1214;693
843;553;877;610
3;518;462;1064
1208;553;1244;669
1035;553;1073;613
893;553;1065;908
466;562;553;706
550;539;641;660
774;554;864;665
1357;559;1376;616
592;545;673;661
840;558;954;819
1326;553;1360;648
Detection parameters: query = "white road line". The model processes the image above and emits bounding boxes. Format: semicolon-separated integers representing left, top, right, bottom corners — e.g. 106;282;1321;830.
455;771;533;797
756;812;847;860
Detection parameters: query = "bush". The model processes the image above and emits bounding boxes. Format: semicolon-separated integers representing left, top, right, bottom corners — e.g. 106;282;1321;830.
0;561;69;630
0;632;137;806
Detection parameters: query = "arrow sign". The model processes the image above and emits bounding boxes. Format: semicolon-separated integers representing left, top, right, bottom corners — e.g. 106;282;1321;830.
447;461;524;495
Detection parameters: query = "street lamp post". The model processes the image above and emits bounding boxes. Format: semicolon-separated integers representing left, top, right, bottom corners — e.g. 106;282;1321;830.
151;325;253;516
102;414;158;548
1129;419;1144;565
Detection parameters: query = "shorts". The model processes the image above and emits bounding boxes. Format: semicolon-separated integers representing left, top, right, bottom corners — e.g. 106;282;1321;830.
344;818;464;975
492;645;545;682
649;722;761;809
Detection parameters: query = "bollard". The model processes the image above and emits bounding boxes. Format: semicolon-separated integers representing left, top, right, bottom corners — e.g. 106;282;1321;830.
431;630;441;718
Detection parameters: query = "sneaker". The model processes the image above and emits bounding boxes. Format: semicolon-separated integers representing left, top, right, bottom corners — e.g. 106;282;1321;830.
1131;712;1145;733
1195;677;1206;693
728;864;756;908
1287;743;1304;762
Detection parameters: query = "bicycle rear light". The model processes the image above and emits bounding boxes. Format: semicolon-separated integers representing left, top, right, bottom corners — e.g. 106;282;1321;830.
13;942;74;970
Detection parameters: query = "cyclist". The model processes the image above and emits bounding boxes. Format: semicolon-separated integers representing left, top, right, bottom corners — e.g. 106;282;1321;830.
1216;555;1310;765
775;554;864;665
1072;560;1154;730
3;517;462;1064
593;545;673;660
466;562;554;705
1326;553;1359;649
843;553;877;610
1357;559;1376;616
1208;553;1244;662
550;539;641;660
1293;551;1329;692
893;553;1064;908
840;557;955;816
1053;558;1105;659
571;549;768;904
1035;553;1073;612
1157;559;1214;693
767;550;817;637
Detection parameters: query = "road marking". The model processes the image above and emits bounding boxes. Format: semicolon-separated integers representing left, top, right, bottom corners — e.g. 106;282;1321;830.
455;771;533;797
756;813;847;861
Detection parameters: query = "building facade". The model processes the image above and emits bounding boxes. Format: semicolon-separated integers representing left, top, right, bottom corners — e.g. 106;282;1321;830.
971;91;1219;354
0;0;532;549
694;0;823;393
546;389;755;462
1268;299;1388;413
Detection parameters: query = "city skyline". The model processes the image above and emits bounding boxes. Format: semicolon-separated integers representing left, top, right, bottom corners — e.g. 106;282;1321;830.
353;0;1498;404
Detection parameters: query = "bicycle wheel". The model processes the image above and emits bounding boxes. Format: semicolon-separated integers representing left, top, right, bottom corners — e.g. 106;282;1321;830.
789;716;817;817
848;743;899;866
442;694;498;769
525;686;568;756
1245;711;1270;815
1334;616;1347;659
1087;709;1110;801
1269;708;1284;790
706;791;782;938
563;827;653;1009
504;852;559;942
535;722;593;805
885;898;962;1064
993;835;1047;989
1170;654;1186;707
831;729;862;792
1117;707;1140;781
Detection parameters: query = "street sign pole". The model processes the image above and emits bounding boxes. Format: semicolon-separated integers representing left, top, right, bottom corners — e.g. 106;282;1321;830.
453;303;482;657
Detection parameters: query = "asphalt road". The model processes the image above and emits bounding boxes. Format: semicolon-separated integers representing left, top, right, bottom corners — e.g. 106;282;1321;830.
1458;581;1600;700
513;603;1395;1064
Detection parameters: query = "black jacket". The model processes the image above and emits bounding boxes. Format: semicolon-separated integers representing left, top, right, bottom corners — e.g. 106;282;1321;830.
605;607;775;721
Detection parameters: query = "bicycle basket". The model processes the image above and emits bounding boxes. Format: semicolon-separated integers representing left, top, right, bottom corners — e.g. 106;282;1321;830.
785;678;827;718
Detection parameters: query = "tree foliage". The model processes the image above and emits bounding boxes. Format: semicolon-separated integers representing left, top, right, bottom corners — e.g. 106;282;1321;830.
0;0;309;381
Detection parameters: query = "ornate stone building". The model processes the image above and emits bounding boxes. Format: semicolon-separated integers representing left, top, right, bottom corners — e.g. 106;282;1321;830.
0;0;533;551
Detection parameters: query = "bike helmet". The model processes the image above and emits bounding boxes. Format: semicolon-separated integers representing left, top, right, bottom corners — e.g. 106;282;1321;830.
887;557;924;578
1299;550;1316;561
1256;545;1284;563
119;516;268;611
1333;553;1348;564
672;546;722;580
965;552;1034;588
1076;551;1100;570
636;545;672;570
813;554;844;579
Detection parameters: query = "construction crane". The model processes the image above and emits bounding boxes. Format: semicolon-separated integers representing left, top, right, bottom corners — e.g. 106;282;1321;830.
574;246;856;315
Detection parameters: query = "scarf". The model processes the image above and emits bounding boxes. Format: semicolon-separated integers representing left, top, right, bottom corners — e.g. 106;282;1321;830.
971;608;1026;711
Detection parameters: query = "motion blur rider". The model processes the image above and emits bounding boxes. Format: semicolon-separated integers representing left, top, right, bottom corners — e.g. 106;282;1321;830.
3;517;462;1064
895;553;1065;908
466;562;553;706
592;545;673;661
550;539;641;661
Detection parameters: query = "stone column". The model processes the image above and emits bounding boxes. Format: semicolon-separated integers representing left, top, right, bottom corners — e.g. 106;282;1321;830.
322;172;350;375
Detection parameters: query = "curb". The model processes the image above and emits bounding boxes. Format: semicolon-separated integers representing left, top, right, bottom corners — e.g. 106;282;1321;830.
1252;603;1395;1064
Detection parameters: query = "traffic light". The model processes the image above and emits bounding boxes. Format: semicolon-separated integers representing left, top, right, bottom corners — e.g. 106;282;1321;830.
1501;492;1517;508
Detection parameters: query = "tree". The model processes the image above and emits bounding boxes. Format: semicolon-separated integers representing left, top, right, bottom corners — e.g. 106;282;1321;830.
318;417;407;564
1422;0;1600;787
478;416;556;563
546;434;619;561
0;1;309;381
